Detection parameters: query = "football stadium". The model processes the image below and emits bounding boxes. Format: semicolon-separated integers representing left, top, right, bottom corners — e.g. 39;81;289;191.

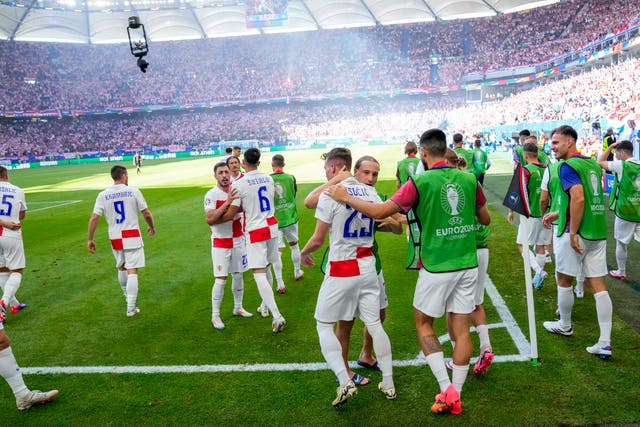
1;0;640;424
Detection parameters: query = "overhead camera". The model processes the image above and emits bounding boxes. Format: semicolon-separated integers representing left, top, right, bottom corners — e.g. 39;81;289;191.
127;16;150;73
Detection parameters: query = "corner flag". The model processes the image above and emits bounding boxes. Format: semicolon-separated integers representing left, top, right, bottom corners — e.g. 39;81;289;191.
503;163;531;217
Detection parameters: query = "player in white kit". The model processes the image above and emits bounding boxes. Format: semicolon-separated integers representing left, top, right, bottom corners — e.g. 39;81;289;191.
300;148;395;407
0;167;29;322
205;162;252;330
88;165;155;317
223;148;286;333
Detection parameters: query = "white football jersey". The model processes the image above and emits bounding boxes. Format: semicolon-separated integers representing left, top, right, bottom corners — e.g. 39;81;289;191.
0;181;27;239
316;177;381;263
231;170;278;243
93;184;147;250
204;185;243;247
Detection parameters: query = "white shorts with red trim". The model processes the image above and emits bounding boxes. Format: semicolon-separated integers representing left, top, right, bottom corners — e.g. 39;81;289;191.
314;258;379;324
246;237;279;269
277;223;299;249
413;267;477;318
0;236;25;270
113;247;145;269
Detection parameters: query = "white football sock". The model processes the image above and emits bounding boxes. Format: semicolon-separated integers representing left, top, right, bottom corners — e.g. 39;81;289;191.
594;291;613;344
253;273;281;319
528;250;541;274
557;285;574;327
0;347;28;398
535;254;546;270
231;273;244;310
211;278;225;318
451;362;469;393
290;243;301;272
0;272;9;292
126;274;139;312
317;322;349;385
272;251;284;288
366;320;393;388
425;352;451;392
118;270;128;296
475;324;491;352
1;273;21;306
616;241;628;275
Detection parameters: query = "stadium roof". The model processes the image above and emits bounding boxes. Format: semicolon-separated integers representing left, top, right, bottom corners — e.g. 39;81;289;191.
0;0;559;44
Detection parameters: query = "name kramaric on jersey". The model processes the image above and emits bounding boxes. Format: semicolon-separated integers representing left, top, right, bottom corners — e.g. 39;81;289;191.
105;191;134;200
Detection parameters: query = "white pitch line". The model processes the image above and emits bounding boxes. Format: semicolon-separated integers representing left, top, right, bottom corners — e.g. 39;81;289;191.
29;200;82;212
23;275;532;376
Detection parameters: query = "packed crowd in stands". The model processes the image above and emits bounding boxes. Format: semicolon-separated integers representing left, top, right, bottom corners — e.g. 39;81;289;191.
1;0;639;112
1;0;640;160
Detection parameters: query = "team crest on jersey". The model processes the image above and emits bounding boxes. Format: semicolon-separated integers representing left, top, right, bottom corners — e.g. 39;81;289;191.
440;182;465;217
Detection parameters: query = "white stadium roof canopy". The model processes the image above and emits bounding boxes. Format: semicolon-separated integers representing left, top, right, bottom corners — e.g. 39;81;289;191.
0;0;559;44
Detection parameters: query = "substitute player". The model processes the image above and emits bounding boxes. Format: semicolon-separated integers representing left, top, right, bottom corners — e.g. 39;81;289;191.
597;140;640;281
326;129;491;415
270;154;303;294
301;148;396;407
541;125;613;358
87;165;155;317
204;162;253;330
223;148;286;333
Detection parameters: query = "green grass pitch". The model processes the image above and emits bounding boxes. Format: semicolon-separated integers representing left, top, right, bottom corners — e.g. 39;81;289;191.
1;146;639;425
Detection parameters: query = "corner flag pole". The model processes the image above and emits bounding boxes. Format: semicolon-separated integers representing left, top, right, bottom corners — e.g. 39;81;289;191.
520;218;539;365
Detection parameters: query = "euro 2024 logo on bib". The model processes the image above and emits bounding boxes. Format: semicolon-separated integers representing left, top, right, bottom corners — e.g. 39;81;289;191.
440;182;465;225
589;170;602;204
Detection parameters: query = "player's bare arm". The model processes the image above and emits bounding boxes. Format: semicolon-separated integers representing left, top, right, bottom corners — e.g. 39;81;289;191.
87;213;100;253
596;141;619;170
324;184;400;219
300;220;330;267
303;167;350;209
568;184;585;255
476;205;491;226
142;208;155;236
375;213;403;234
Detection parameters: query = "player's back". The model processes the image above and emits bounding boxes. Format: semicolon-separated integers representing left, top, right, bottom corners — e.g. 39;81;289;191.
232;170;277;242
96;184;145;238
320;177;381;263
0;181;25;238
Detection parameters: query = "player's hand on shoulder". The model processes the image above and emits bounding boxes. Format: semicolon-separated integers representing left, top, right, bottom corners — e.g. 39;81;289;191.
324;184;348;202
330;167;351;184
228;187;239;201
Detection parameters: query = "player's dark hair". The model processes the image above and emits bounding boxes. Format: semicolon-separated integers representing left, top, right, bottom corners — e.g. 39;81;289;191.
214;161;228;174
523;142;538;155
551;125;578;142
233;146;241;151
0;166;7;179
404;141;418;155
272;154;285;167
453;133;463;143
225;147;233;154
474;139;482;148
617;140;634;154
354;155;379;171
244;148;261;166
225;155;240;166
519;129;531;137
111;165;127;181
321;147;352;171
419;128;447;157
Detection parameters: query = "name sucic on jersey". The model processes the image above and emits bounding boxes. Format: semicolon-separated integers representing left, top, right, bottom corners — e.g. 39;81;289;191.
104;191;134;200
347;187;369;197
